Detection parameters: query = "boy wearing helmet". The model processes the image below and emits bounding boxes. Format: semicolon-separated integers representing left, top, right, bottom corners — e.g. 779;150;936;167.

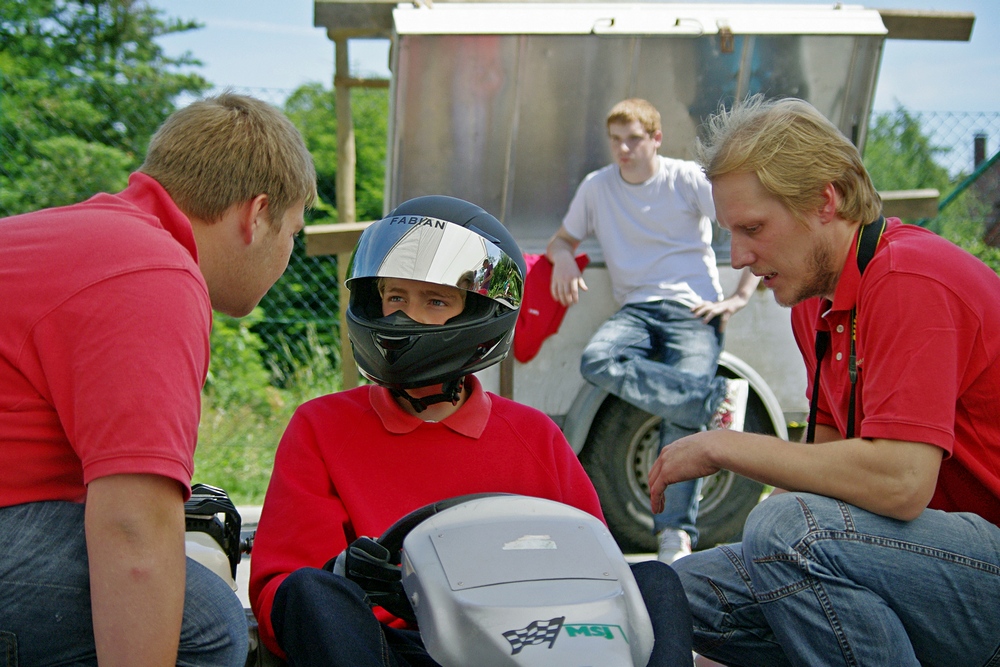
250;196;693;666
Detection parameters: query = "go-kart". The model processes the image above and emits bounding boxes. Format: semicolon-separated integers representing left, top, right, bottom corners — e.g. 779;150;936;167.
184;489;656;666
333;493;655;667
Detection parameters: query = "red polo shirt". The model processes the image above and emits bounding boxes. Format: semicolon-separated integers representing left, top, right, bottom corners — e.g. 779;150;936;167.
792;218;1000;525
0;173;211;505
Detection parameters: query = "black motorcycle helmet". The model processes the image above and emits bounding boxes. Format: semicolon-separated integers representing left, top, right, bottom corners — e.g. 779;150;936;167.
346;196;525;409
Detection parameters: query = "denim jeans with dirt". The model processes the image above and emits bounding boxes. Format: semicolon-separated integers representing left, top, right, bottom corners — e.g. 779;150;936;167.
674;492;1000;666
0;500;248;667
580;299;726;543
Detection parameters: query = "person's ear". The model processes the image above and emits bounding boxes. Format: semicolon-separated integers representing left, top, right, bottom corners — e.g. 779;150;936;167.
817;183;839;223
239;194;270;245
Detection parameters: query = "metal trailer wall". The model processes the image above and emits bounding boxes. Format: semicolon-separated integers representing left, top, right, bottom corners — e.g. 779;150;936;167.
384;3;886;420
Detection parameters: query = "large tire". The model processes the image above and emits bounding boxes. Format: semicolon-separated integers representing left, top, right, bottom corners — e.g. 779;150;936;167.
579;383;774;553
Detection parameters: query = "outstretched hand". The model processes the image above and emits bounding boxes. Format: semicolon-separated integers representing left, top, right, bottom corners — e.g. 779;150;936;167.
649;432;723;514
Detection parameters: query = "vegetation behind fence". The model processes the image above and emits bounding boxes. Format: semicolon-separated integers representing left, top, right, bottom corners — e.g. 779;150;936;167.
6;2;997;502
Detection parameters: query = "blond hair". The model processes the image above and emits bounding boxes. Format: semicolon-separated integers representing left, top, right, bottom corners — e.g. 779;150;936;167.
698;96;881;224
140;92;317;226
607;98;661;137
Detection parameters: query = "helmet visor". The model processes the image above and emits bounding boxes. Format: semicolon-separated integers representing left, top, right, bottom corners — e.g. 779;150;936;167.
348;215;523;309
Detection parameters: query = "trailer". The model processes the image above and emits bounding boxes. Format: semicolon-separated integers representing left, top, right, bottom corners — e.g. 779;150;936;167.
308;1;973;552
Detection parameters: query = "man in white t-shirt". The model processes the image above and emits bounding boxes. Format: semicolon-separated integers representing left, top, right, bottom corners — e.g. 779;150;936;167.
547;98;758;563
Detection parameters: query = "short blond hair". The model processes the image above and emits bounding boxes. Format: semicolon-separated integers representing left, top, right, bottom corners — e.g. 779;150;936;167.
698;96;881;224
140;92;317;225
607;98;661;137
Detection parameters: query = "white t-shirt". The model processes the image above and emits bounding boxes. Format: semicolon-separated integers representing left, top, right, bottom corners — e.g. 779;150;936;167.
562;155;722;308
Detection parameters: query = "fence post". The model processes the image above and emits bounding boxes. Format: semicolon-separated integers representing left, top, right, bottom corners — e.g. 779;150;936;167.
334;36;359;390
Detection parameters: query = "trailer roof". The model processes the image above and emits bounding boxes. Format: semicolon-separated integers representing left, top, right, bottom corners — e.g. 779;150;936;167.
315;2;973;42
391;2;887;36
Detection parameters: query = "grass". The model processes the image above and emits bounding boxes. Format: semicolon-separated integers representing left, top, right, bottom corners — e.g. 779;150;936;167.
193;324;342;505
193;400;293;504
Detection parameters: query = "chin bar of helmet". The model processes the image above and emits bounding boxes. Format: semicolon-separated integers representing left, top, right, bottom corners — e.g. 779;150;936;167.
390;377;465;413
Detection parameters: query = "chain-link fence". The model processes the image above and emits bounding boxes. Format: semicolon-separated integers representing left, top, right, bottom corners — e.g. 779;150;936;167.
909;111;1000;178
4;85;999;363
252;106;1000;362
900;111;1000;242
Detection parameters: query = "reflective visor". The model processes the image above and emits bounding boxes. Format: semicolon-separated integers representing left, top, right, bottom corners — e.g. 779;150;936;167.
348;215;523;309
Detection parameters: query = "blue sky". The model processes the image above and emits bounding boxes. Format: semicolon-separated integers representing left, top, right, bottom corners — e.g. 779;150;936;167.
155;0;998;112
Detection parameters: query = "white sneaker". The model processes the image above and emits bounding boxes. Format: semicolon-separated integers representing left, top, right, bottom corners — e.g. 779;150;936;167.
656;528;692;565
711;378;749;432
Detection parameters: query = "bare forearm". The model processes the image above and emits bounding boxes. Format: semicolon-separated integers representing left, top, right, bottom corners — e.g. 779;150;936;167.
710;432;941;519
651;430;941;520
731;268;760;302
87;474;187;667
546;227;586;305
545;233;576;264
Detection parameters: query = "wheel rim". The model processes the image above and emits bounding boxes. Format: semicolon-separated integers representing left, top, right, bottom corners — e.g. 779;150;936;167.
623;414;661;519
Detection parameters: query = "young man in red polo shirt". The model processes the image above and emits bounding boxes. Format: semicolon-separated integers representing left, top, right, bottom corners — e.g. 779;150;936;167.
650;96;1000;666
0;93;316;667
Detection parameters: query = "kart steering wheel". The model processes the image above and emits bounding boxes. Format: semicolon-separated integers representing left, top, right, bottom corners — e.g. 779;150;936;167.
378;492;513;563
332;493;512;622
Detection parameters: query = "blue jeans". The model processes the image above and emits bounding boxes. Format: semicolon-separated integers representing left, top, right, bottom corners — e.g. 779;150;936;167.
580;300;726;540
673;492;1000;666
0;501;248;667
272;561;692;667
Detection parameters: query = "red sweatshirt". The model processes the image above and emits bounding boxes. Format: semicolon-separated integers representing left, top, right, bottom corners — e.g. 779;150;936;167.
249;376;604;657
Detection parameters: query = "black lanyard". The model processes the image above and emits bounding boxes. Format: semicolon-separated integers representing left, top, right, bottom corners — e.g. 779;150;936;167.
805;216;886;443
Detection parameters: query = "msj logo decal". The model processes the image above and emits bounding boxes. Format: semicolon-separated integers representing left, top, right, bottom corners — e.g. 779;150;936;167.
564;623;629;642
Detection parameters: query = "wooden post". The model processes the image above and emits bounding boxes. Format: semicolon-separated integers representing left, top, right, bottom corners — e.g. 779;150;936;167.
334;36;359;389
499;355;515;400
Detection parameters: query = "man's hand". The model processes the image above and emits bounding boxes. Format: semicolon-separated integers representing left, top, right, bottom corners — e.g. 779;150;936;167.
546;226;587;306
691;268;760;330
648;431;723;514
649;428;944;521
87;474;187;667
550;257;588;306
690;295;747;330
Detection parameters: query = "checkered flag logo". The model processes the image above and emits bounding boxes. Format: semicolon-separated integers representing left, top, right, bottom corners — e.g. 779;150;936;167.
502;616;565;655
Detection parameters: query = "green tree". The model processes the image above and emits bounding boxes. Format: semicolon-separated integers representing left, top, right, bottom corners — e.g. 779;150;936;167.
864;105;996;273
282;82;388;223
863;105;951;195
254;83;389;378
352;87;389;222
0;0;210;216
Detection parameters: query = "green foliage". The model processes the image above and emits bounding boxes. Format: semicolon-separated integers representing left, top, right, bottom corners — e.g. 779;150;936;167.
282;83;388;223
0;0;210;215
203;310;280;414
0;135;131;212
252;233;342;386
864;106;998;274
284;83;340;224
352;87;390;222
195;320;341;503
252;84;390;378
933;192;1000;274
864;105;952;195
